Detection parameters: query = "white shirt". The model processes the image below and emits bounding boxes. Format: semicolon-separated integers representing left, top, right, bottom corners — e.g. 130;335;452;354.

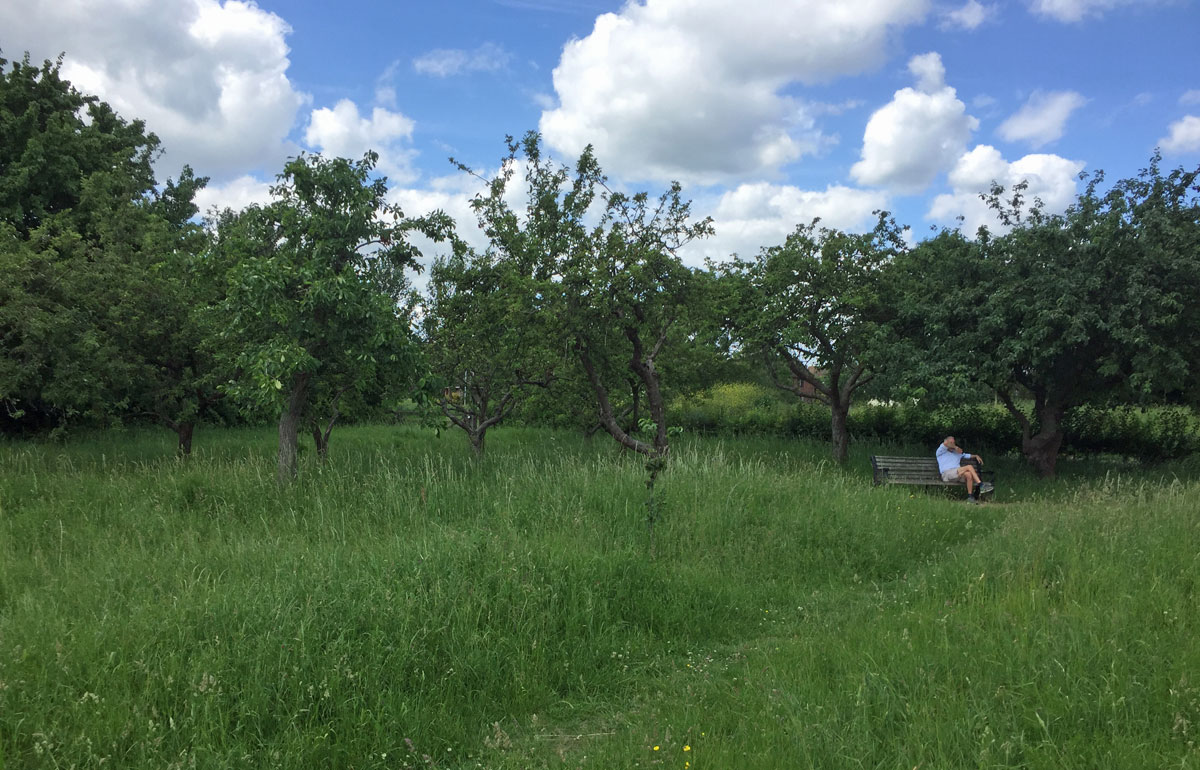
936;443;971;474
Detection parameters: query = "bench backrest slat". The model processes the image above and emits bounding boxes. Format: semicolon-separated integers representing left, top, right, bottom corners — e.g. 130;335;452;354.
870;455;949;485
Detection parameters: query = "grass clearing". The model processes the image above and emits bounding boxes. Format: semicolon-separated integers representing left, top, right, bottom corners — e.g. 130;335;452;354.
1;426;1197;768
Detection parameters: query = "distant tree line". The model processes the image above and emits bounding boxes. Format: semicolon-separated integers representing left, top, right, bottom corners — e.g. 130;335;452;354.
3;55;1198;479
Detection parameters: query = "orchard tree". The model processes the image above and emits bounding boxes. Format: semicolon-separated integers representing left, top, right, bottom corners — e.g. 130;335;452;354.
0;54;217;445
570;185;713;460
1;54;157;428
98;165;228;455
214;152;454;481
461;132;712;464
721;215;905;463
423;248;559;457
896;157;1200;476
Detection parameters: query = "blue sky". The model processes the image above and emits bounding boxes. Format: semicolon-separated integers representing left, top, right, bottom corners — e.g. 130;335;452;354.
4;0;1198;264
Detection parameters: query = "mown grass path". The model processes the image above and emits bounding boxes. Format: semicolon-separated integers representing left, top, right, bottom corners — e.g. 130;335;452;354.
1;426;1197;768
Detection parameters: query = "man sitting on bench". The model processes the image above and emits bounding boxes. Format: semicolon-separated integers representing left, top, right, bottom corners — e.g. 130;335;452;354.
936;436;993;503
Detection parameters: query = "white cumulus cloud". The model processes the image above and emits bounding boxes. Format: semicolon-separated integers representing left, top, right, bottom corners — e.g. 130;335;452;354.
908;52;947;93
0;0;307;180
928;145;1085;234
1159;115;1200;155
997;90;1087;148
389;175;491;257
681;183;889;264
193;174;274;216
539;0;930;184
304;100;418;183
851;52;979;194
389;185;483;290
941;0;995;29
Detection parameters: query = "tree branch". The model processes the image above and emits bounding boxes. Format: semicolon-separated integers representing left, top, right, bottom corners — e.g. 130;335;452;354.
440;400;473;432
996;388;1032;442
844;361;872;398
778;347;833;404
624;324;669;453
576;339;655;456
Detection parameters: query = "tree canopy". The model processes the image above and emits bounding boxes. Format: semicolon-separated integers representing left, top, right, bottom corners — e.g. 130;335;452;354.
0;55;211;441
459;132;713;462
213;152;455;480
721;214;906;463
893;157;1200;476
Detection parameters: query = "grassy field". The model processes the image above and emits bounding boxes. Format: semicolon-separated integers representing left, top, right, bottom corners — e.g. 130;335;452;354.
1;425;1197;769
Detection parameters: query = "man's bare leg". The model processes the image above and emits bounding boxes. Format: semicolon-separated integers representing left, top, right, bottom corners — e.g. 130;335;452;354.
963;467;980;496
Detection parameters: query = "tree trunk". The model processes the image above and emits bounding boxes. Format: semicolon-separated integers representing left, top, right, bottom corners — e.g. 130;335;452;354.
310;391;345;466
177;421;194;457
277;372;311;483
311;426;329;464
997;390;1067;479
1024;404;1065;478
442;388;517;461
625;330;670;458
469;429;486;459
830;402;849;464
576;341;656;457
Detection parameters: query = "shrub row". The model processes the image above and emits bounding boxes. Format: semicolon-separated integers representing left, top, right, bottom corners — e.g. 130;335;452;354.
671;384;1200;460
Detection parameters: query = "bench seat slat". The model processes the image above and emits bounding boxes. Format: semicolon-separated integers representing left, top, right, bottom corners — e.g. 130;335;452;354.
872;455;952;487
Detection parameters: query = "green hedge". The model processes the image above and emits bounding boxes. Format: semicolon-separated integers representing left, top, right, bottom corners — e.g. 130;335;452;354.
671;384;1200;461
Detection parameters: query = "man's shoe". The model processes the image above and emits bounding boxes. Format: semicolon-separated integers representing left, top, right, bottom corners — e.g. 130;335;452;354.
979;482;994;495
966;495;979;505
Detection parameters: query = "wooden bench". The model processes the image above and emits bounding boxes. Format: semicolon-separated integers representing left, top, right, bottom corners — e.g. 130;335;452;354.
870;455;996;490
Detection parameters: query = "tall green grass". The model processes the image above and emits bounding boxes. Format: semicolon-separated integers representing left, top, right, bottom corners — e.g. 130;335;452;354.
1;426;1196;768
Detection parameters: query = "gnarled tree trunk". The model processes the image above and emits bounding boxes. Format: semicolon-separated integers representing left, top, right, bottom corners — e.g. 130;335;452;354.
1023;404;1066;478
575;336;665;459
773;352;870;465
441;384;520;461
999;389;1066;478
